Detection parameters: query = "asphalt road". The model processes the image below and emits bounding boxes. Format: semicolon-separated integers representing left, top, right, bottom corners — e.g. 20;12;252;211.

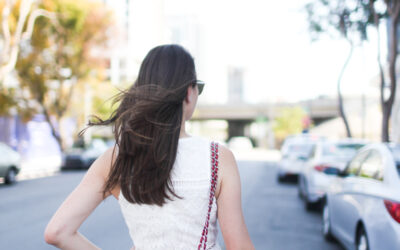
0;161;343;250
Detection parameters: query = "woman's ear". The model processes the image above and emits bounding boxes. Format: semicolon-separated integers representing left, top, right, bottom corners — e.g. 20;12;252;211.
185;85;194;103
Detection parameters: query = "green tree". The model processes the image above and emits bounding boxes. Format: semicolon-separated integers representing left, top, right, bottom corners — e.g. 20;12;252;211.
305;0;371;138
305;0;400;142
273;107;308;142
14;0;114;150
0;0;57;117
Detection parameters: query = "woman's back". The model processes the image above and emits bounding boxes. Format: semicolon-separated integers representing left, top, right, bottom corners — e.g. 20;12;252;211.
44;45;253;250
118;136;221;250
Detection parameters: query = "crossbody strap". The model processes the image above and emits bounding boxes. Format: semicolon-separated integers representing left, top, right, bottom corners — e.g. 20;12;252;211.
198;141;219;250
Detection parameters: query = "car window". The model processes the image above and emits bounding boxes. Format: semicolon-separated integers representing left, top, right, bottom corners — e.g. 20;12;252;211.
389;146;400;179
387;145;400;179
345;150;369;176
359;150;383;181
308;145;317;159
322;143;364;159
285;143;314;158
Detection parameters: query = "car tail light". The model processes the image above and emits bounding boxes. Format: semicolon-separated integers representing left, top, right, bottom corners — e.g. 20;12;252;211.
314;164;328;172
384;200;400;224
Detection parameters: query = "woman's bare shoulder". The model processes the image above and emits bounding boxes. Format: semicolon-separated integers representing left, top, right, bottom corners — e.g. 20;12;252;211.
96;146;118;176
95;146;120;199
215;144;239;199
218;143;233;155
218;144;237;169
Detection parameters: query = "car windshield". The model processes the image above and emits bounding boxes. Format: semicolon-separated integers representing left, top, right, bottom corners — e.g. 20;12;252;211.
322;143;364;159
285;143;314;158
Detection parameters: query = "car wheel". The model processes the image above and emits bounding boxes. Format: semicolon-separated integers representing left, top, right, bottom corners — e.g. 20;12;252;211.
298;176;305;199
277;174;285;183
303;180;315;210
5;168;17;185
322;202;334;241
297;185;303;199
305;199;314;210
356;226;369;250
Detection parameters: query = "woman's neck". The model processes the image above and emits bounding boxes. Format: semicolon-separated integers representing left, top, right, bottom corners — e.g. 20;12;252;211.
179;120;190;138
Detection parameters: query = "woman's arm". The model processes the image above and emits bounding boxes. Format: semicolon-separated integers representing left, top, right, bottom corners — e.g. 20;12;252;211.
44;147;117;249
216;145;255;250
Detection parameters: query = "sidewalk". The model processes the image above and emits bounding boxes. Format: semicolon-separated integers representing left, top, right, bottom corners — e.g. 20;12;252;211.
17;168;60;181
17;156;62;181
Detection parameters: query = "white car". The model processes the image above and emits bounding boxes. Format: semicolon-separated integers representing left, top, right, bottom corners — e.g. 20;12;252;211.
323;143;400;250
298;139;365;209
0;142;21;184
227;136;253;150
277;135;321;182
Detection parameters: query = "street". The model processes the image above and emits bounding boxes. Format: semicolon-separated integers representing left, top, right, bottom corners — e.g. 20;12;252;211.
0;160;343;250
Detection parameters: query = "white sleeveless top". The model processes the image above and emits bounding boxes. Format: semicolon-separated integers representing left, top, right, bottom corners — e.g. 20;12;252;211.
118;136;221;250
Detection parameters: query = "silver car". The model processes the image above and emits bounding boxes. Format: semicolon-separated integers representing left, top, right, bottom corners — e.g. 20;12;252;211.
277;135;320;182
323;143;400;250
298;139;365;209
0;142;21;184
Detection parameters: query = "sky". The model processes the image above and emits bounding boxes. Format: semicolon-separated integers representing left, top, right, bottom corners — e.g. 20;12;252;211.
116;0;387;104
176;0;385;103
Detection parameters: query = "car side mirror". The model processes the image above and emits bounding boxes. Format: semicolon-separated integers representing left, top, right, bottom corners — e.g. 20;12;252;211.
298;156;308;161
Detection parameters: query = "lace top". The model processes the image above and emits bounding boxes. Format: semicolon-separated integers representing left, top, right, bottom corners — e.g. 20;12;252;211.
118;136;221;250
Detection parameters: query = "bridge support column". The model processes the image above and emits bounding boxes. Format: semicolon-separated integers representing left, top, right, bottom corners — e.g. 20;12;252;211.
227;120;247;140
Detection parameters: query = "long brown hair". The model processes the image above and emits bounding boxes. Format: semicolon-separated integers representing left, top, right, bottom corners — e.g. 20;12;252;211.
85;45;197;205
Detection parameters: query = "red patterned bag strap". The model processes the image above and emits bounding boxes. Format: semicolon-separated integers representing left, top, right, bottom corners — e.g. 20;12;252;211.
198;141;219;250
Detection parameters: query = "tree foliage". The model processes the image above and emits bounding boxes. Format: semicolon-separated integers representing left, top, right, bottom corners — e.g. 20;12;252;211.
305;0;400;142
0;0;56;116
1;0;114;149
306;0;380;42
273;107;308;142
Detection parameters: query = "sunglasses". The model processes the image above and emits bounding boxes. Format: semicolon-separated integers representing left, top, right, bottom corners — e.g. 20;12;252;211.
196;80;205;95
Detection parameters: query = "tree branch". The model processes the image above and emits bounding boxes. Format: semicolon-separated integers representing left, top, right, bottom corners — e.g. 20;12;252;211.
0;0;34;83
385;0;393;15
14;0;34;46
369;0;386;106
1;0;13;65
0;1;56;84
337;39;354;137
22;9;57;40
394;1;400;20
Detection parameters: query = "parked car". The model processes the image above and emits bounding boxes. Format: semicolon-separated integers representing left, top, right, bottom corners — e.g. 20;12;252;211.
0;142;21;184
227;136;253;150
323;143;400;250
277;135;321;182
61;139;109;170
298;139;365;209
105;139;116;147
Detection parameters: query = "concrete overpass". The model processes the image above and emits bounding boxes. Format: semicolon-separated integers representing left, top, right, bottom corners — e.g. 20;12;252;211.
191;98;340;139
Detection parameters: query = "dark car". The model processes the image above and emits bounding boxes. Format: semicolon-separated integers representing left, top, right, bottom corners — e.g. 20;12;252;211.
61;139;108;170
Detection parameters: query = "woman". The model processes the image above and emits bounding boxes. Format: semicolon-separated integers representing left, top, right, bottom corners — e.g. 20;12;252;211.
44;44;254;250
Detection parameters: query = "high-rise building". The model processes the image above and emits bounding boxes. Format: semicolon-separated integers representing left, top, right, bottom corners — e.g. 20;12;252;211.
103;0;169;85
228;67;244;103
101;0;227;104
